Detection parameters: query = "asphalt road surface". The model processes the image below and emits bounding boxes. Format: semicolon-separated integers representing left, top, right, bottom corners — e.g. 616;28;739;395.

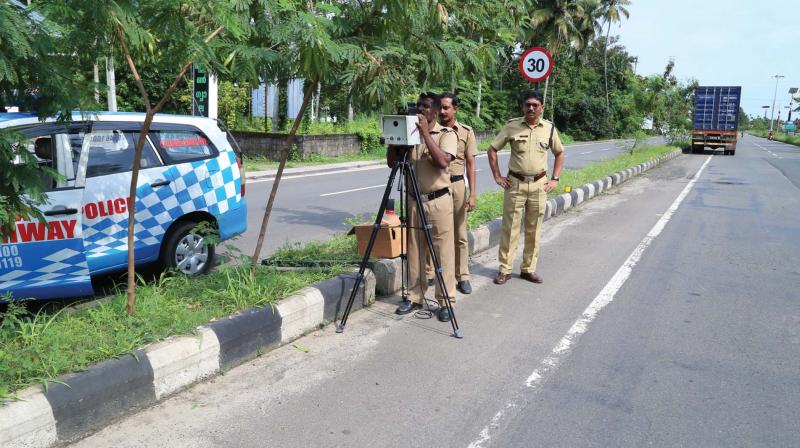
72;134;799;447
232;137;661;258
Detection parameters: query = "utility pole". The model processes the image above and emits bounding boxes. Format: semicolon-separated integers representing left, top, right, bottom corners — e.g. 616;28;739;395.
788;87;798;122
769;74;785;131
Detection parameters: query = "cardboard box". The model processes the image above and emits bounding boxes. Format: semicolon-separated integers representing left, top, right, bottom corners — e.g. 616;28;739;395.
352;213;406;259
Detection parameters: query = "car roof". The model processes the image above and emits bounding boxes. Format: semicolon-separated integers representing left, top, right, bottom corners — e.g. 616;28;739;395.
0;111;218;129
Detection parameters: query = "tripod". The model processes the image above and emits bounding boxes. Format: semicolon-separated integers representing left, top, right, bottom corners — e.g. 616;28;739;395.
336;147;463;338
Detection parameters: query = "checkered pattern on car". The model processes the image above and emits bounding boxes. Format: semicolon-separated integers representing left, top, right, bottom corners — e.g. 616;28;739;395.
0;247;90;289
82;151;242;259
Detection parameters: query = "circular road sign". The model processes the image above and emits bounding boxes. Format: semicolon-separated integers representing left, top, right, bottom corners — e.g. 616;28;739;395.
519;47;553;83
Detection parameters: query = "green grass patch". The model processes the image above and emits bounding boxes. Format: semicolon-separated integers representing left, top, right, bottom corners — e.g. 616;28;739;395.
749;130;800;146
0;264;344;398
467;144;678;229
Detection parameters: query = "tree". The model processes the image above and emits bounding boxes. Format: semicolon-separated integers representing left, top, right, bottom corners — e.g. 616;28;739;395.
526;0;598;111
0;1;98;239
240;0;512;269
44;0;248;314
599;0;630;114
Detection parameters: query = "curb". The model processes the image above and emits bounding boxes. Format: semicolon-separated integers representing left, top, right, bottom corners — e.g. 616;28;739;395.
0;270;375;447
373;149;682;294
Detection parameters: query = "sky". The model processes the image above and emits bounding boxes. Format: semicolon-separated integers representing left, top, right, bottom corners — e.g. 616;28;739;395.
616;0;799;120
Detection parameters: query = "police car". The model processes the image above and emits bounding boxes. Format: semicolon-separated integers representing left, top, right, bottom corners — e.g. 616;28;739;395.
0;112;247;300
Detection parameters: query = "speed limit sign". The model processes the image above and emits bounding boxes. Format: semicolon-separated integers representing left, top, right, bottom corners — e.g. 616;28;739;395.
519;47;553;83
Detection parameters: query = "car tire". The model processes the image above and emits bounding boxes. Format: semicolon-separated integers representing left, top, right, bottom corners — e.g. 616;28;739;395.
160;221;215;276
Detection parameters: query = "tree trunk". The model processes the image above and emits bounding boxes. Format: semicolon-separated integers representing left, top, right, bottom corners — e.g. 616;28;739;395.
314;81;321;121
250;80;319;270
476;79;482;118
348;101;354;121
604;21;611;116
105;56;117;112
93;62;100;103
116;24;223;315
263;82;269;132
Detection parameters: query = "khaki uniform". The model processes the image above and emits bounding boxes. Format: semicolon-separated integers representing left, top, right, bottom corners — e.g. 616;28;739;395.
490;117;563;274
407;122;458;306
448;121;478;281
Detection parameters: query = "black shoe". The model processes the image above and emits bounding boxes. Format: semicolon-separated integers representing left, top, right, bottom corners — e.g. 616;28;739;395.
457;280;472;294
396;301;422;315
438;307;452;322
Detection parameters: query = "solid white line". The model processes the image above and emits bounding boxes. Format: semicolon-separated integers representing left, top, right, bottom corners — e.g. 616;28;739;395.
320;184;385;197
467;155;713;448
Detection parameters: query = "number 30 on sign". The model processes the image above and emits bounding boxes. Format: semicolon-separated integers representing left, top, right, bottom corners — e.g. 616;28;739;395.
519;47;553;83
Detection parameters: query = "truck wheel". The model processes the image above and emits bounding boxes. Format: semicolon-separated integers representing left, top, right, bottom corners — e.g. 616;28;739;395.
160;221;215;276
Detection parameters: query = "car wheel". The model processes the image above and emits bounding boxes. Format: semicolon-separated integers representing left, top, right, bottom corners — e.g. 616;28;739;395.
160;221;215;276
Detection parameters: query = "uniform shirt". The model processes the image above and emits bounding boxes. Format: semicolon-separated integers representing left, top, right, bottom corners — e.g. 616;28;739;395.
447;120;479;177
411;122;458;193
490;117;564;176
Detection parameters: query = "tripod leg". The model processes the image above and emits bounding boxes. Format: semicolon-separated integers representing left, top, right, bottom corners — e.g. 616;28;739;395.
406;167;463;339
336;162;401;333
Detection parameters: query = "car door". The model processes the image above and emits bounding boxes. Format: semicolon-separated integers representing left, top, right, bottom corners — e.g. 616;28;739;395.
0;124;93;300
80;123;166;272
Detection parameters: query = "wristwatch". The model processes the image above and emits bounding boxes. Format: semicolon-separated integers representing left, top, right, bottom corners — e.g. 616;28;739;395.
551;176;559;181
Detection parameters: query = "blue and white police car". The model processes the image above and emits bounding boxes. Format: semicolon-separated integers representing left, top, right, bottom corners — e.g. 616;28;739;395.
0;112;247;301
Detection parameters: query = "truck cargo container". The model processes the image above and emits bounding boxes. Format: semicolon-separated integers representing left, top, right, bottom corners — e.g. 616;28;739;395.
691;86;741;156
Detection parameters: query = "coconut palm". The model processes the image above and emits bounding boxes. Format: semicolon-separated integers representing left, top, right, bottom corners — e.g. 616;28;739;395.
600;0;631;113
527;0;598;108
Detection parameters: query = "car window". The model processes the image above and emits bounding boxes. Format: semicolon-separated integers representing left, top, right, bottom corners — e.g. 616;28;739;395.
15;127;84;191
150;130;216;164
85;130;162;178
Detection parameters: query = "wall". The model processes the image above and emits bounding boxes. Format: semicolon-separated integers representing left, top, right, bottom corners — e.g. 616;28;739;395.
230;131;361;160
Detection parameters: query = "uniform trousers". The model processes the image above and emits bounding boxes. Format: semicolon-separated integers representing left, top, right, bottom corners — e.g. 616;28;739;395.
407;193;456;305
497;176;546;274
451;178;470;281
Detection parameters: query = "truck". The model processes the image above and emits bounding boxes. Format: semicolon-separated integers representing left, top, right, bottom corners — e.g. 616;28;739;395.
691;86;741;156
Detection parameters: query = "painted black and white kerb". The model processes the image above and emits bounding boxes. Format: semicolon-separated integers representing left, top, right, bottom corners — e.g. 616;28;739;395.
0;271;374;448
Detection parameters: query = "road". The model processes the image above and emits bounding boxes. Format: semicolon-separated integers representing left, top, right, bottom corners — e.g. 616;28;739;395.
232;137;659;258
72;135;800;447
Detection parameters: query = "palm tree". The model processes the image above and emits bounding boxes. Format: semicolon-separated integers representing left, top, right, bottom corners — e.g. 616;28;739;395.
600;0;630;113
527;0;597;109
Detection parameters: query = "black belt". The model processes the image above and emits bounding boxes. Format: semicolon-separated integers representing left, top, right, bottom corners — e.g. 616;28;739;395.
421;187;450;202
509;170;546;182
450;175;464;182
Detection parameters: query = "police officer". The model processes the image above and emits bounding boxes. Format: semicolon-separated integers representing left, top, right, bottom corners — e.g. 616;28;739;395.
439;92;477;294
487;90;564;285
388;92;458;322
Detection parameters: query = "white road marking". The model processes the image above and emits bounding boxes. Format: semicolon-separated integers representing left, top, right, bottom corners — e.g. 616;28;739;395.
580;151;593;155
248;164;387;184
320;184;385;197
467;155;713;448
599;148;611;152
753;142;782;159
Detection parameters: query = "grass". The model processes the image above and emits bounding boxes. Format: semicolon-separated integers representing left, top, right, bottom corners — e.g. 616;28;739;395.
467;144;678;230
0;263;344;398
0;143;677;399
